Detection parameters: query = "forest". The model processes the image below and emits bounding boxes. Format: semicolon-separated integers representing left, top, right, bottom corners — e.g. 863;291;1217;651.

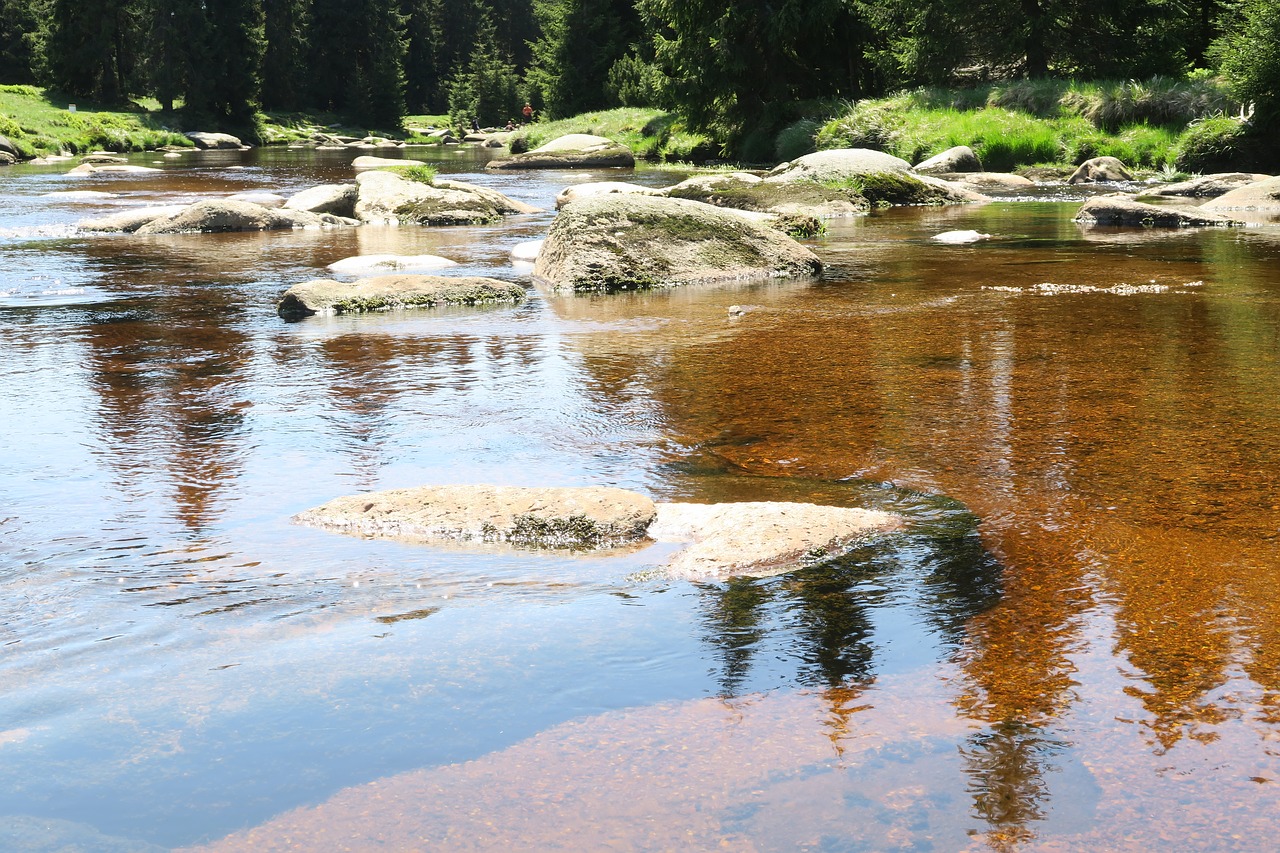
0;0;1275;156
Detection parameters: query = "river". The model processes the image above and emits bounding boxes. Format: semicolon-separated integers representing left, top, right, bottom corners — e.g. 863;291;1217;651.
1;145;1278;851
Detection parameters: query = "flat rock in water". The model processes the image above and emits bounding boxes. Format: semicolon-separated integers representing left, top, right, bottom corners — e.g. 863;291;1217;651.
67;163;161;175
933;172;1036;191
327;254;457;274
1148;173;1270;199
649;501;902;580
765;148;913;183
487;134;635;170
1202;175;1280;214
294;484;656;548
533;194;821;293
352;155;430;170
228;191;287;208
135;200;355;234
77;205;190;233
277;274;525;318
1074;196;1241;227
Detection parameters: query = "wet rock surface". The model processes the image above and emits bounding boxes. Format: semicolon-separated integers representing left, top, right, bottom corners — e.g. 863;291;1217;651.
276;274;526;318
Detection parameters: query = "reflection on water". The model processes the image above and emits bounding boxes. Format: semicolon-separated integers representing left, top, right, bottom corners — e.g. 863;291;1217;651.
2;147;1280;850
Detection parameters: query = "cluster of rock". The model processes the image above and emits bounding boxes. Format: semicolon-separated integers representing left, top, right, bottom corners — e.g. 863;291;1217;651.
294;484;901;580
1072;170;1280;229
75;167;539;234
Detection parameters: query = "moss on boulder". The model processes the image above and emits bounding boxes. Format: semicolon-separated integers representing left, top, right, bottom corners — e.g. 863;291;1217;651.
534;195;821;294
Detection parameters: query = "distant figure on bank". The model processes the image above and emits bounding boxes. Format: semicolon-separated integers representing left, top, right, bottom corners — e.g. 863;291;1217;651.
505;120;516;131
470;117;480;133
522;102;533;123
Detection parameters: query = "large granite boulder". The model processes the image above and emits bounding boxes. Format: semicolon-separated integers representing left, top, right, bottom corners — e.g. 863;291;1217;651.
915;145;983;174
1073;196;1241;227
533;195;821;293
0;151;16;166
1147;173;1271;199
277;274;525;318
766;148;913;183
0;134;19;158
77;205;190;233
134;200;356;234
649;501;902;580
353;170;540;225
294;484;655;548
285;183;358;217
185;131;244;150
765;149;983;206
67;163;160;175
1068;156;1133;184
1202;175;1280;215
487;134;635;170
81;153;127;165
662;171;868;217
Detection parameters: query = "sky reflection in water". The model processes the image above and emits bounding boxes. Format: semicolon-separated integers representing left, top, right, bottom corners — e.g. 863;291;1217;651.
1;147;1279;851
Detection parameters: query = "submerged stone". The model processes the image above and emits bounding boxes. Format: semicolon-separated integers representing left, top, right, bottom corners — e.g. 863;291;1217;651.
649;501;902;580
1074;196;1241;227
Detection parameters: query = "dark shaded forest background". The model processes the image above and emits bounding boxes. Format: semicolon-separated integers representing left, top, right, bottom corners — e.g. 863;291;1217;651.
0;0;1275;144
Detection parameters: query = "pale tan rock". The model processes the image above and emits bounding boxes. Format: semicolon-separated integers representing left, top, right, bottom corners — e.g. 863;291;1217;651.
554;181;659;209
487;134;635;170
649;501;902;580
77;205;190;233
294;484;656;548
1202;175;1280;213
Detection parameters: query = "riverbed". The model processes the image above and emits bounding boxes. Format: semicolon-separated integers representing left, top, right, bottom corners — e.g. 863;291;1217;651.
1;146;1278;851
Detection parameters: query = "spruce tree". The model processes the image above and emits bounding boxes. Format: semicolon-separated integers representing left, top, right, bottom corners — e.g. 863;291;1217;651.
262;0;309;111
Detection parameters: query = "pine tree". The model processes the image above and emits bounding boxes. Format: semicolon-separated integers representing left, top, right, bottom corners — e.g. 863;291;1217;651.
447;5;521;129
262;0;309;110
527;0;641;118
143;0;209;113
0;0;41;83
199;0;265;128
354;0;408;127
46;0;142;101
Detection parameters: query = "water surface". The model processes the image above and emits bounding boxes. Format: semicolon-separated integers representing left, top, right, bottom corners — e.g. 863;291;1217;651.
2;147;1278;851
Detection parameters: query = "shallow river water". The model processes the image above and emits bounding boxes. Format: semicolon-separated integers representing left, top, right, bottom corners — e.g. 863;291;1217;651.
1;146;1279;851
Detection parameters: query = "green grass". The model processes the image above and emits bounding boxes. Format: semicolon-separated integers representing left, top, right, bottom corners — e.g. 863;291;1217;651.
512;107;717;162
384;164;437;183
0;85;194;156
813;77;1249;172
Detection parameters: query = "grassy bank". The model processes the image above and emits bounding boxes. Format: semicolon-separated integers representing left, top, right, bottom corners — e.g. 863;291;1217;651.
806;77;1270;174
510;107;717;163
0;85;193;156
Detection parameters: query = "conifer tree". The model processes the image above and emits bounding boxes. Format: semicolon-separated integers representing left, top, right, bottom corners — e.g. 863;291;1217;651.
262;0;310;111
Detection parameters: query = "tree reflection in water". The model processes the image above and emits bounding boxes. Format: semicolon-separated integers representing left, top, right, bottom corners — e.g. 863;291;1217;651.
691;481;1080;842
